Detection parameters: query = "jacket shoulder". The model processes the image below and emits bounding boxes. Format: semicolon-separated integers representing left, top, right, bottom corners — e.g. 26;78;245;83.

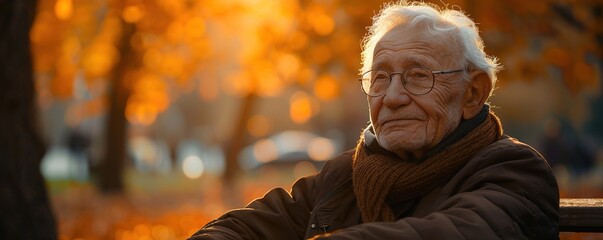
472;136;550;169
317;149;355;184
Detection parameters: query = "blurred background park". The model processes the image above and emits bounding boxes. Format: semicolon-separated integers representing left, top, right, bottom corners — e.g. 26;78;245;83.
1;0;602;239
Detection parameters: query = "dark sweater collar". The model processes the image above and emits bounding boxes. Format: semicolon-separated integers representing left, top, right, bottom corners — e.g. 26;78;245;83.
363;105;491;161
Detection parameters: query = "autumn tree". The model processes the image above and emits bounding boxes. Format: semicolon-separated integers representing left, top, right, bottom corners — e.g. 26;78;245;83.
28;0;601;195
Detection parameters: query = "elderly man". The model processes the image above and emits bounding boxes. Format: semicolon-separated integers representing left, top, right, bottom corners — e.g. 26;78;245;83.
189;1;559;239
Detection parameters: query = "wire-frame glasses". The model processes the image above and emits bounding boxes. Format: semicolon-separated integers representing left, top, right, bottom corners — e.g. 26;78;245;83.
359;67;464;96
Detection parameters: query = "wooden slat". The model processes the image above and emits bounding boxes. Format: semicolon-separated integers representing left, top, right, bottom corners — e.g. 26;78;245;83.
559;198;603;232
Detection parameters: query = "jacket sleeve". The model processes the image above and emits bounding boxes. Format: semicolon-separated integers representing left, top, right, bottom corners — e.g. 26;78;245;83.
313;139;559;240
188;174;318;240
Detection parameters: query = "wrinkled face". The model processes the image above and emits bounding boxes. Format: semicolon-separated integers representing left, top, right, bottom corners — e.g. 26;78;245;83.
368;24;469;159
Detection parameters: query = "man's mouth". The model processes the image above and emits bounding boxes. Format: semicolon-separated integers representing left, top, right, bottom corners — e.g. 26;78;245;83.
381;118;421;127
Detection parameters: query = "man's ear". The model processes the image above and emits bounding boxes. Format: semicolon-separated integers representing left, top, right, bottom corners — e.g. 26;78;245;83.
462;71;492;120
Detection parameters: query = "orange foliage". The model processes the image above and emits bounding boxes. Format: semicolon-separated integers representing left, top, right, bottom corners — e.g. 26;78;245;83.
31;0;602;126
290;91;314;124
54;0;73;20
314;74;340;101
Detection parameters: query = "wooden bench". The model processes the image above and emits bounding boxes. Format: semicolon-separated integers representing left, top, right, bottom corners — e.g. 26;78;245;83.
559;198;603;232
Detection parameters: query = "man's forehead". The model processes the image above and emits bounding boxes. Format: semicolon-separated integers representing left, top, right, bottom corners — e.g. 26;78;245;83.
379;23;454;46
373;24;459;63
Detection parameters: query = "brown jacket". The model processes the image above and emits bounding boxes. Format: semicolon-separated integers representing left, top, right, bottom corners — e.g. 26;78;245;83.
189;136;559;239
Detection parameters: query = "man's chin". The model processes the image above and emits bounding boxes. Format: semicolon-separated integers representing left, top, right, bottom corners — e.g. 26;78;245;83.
377;135;425;156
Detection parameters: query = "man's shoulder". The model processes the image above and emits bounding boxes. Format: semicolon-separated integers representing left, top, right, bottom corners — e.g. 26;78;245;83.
316;149;355;184
471;135;550;169
484;135;543;157
324;149;355;168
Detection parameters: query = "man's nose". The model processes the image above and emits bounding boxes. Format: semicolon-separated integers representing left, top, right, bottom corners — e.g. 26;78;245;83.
382;74;411;107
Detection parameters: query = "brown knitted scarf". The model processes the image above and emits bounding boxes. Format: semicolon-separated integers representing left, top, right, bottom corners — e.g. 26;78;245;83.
352;109;503;222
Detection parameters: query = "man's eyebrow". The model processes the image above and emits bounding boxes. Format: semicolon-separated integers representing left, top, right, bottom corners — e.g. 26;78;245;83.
371;60;387;70
400;56;429;67
372;56;430;70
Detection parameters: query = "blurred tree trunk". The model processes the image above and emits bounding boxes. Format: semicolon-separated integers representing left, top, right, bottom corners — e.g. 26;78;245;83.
0;0;57;238
223;93;255;186
98;20;135;194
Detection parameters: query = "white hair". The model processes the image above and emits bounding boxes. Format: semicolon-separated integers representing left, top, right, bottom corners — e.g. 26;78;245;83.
361;1;501;94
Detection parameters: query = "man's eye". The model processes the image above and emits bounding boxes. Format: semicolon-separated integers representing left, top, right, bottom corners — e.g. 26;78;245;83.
407;71;430;79
370;74;388;89
374;74;388;81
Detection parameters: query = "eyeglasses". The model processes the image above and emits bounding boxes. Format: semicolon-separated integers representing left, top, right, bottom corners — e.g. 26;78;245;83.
359;67;464;96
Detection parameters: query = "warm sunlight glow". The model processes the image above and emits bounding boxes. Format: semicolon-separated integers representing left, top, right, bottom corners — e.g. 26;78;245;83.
289;91;312;124
126;102;157;126
125;72;169;127
289;31;309;50
133;74;170;111
223;72;254;97
297;67;316;86
151;225;175;239
122;5;145;23
82;43;119;78
159;53;185;77
310;13;335;36
247;114;270;137
166;21;184;43
133;224;151;239
313;74;339;101
255;65;284;97
182;156;205;179
29;0;603;238
157;0;185;16
276;53;301;83
185;17;206;39
54;0;73;20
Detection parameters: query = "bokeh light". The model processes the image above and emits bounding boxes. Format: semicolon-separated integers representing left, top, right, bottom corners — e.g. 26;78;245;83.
81;43;120;79
254;64;285;97
182;156;205;179
289;91;313;124
54;0;73;20
308;11;335;36
313;74;339;101
253;139;279;163
276;53;302;83
122;5;145;23
307;137;336;161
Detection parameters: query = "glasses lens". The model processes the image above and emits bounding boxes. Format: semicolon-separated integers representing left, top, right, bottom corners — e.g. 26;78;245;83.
362;70;389;96
403;67;434;95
